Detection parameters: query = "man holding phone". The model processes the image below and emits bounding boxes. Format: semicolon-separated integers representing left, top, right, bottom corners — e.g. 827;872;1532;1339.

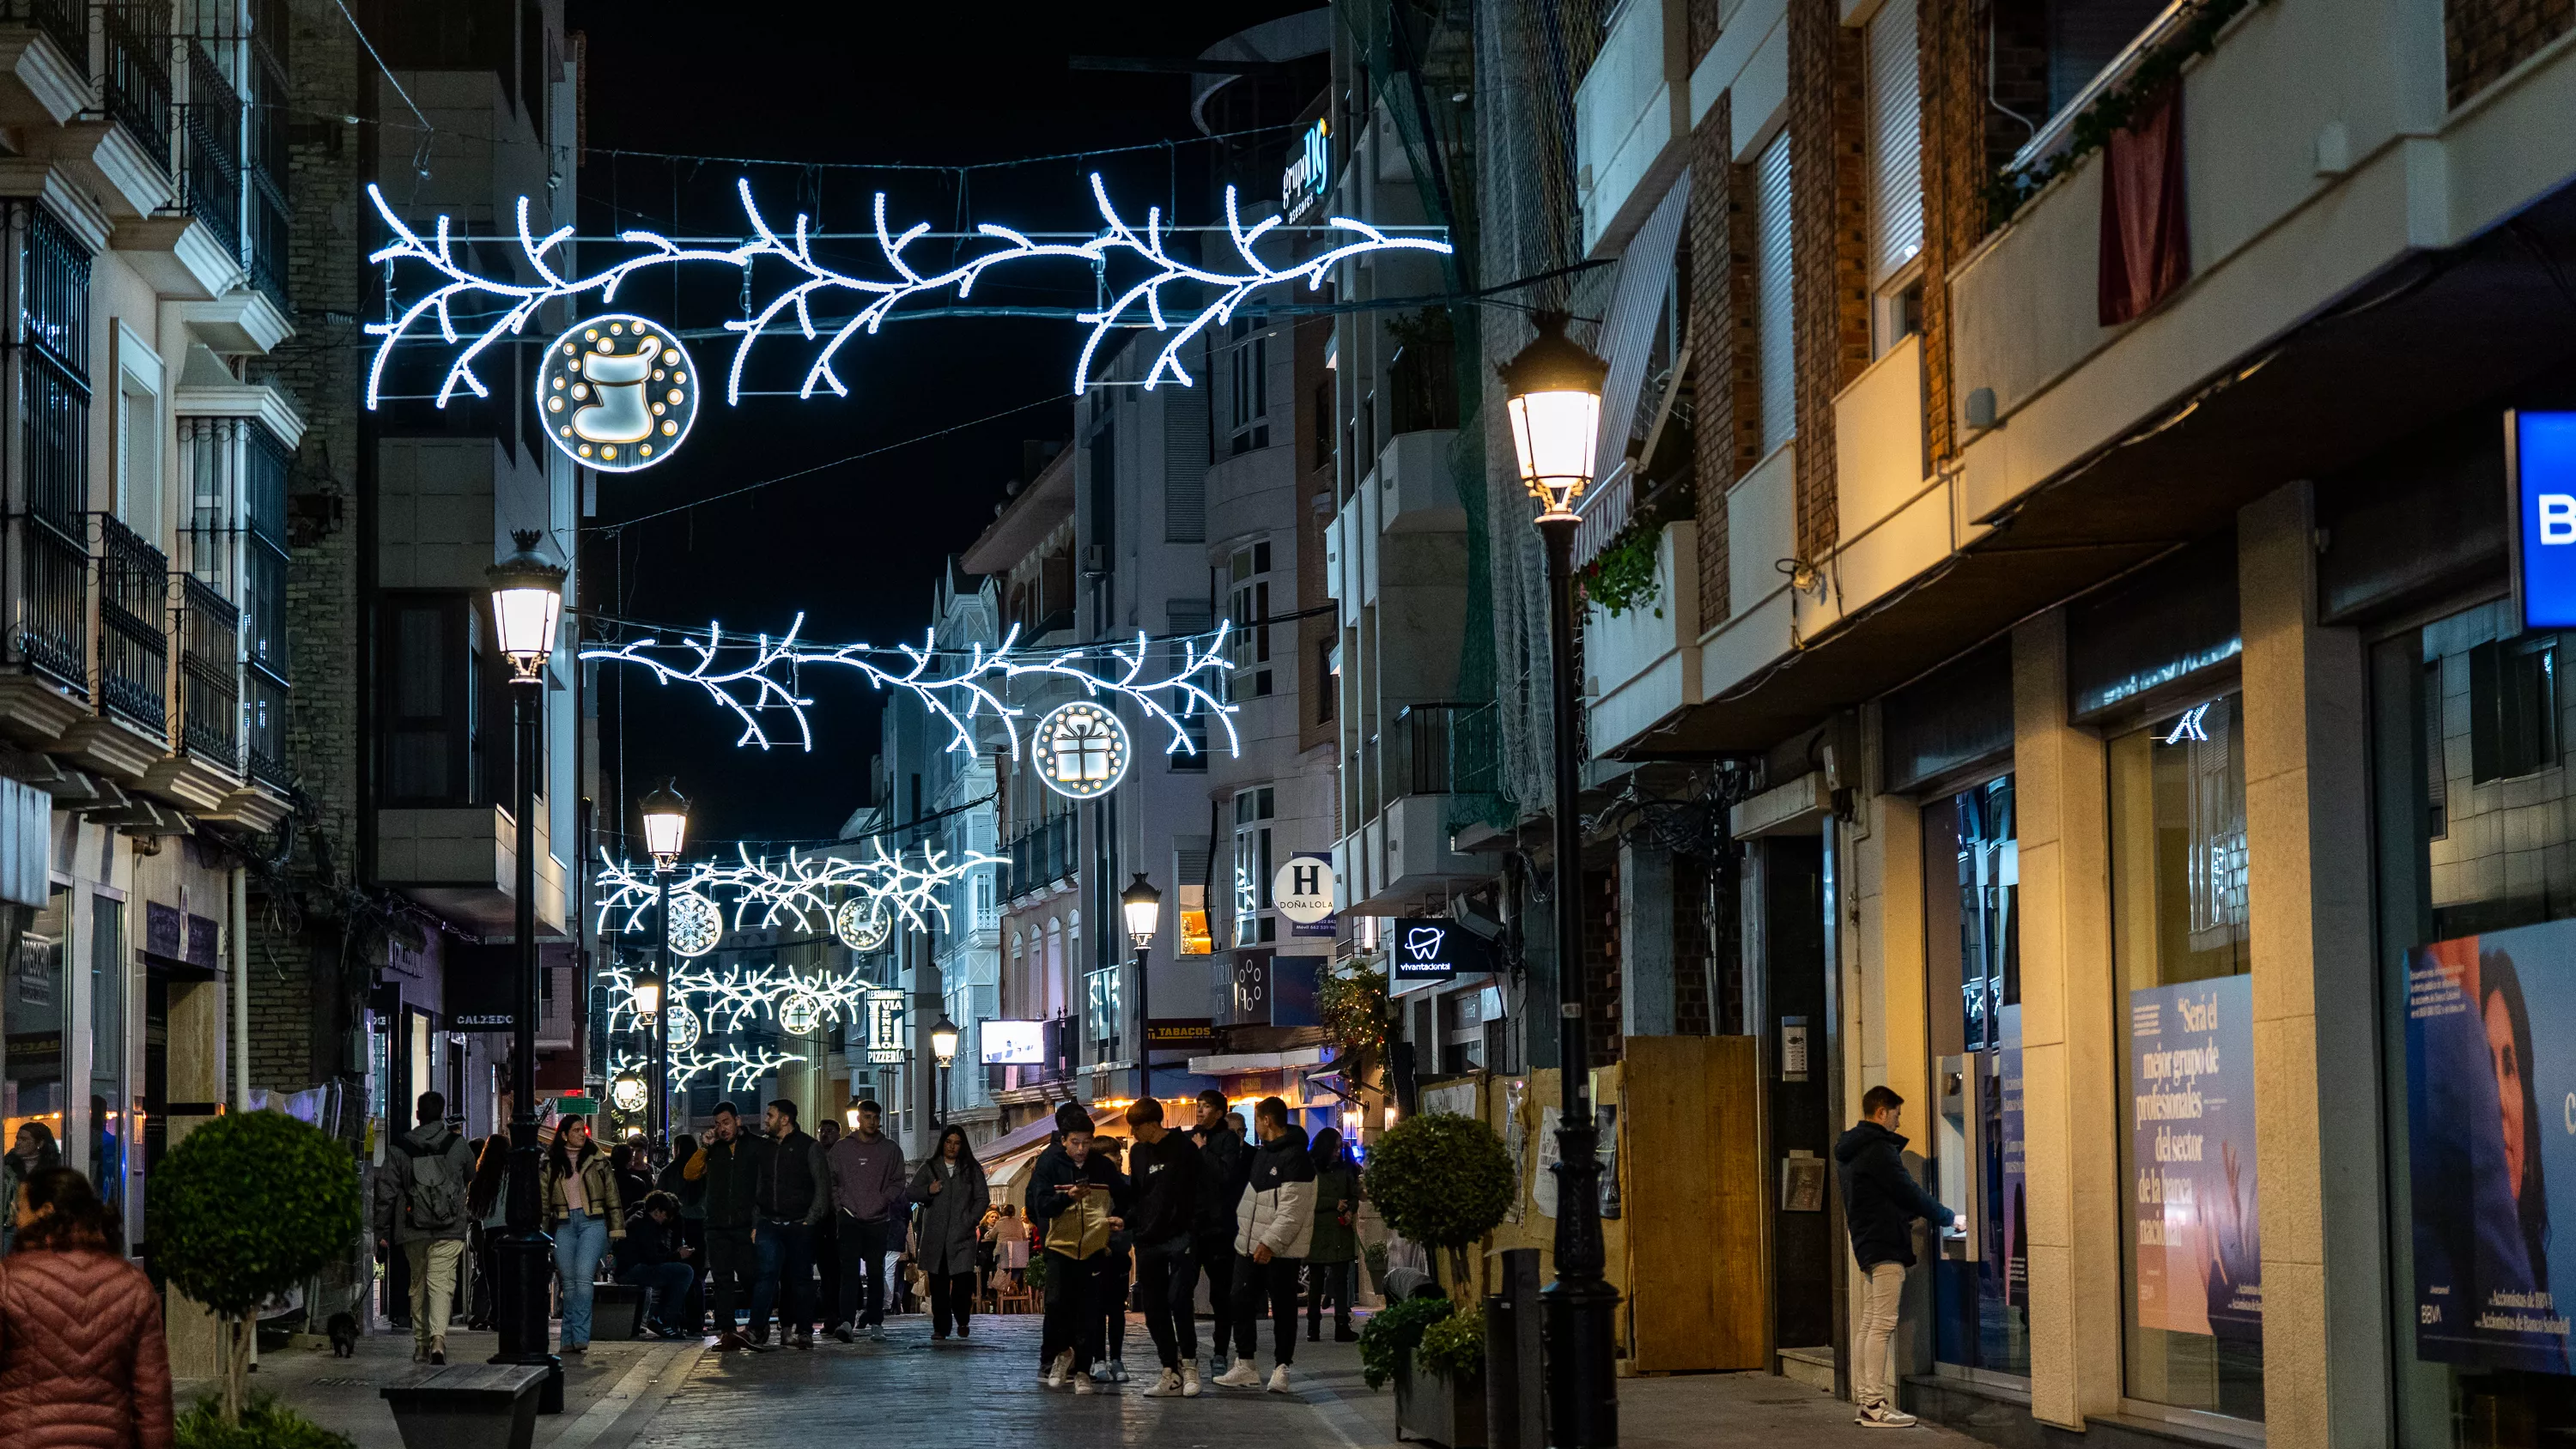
1028;1102;1128;1391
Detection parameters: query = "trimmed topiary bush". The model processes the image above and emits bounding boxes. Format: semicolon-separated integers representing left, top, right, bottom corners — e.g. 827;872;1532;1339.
1416;1311;1486;1382
149;1112;361;1426
1364;1111;1515;1282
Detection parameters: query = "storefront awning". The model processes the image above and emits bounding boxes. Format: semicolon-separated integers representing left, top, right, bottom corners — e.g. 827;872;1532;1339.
1186;1045;1334;1076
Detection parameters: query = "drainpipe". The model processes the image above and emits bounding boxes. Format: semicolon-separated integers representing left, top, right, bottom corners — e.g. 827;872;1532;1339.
231;866;248;1110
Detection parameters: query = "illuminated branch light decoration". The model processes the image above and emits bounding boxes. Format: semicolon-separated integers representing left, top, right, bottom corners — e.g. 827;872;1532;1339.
608;1044;806;1095
592;840;1002;944
362;176;1452;418
580;617;1237;758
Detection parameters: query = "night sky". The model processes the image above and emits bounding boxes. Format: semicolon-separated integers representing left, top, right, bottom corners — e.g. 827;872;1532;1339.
564;2;1311;847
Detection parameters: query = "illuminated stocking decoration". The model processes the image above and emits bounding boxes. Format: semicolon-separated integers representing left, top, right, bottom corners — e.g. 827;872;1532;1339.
665;1003;702;1052
538;314;696;470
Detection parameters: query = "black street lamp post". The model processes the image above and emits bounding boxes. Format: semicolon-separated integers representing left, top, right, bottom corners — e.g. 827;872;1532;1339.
930;1014;959;1128
1121;872;1162;1100
1500;313;1619;1449
640;783;689;1158
485;530;565;1407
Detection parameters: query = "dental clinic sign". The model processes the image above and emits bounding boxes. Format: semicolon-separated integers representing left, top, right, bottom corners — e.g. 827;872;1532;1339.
2512;410;2576;627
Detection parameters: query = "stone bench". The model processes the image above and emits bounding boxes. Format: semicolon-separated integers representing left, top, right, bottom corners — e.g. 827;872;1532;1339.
381;1362;551;1449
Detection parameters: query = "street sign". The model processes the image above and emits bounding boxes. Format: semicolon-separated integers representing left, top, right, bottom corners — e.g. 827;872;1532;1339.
1145;1018;1218;1052
1273;852;1337;936
1232;951;1271;1023
1390;918;1491;984
2512;409;2576;628
865;988;906;1064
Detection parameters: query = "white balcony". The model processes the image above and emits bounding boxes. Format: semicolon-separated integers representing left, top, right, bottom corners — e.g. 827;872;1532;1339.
1585;520;1702;755
1699;441;1797;700
378;804;568;937
1574;0;1696;258
1340;792;1486;915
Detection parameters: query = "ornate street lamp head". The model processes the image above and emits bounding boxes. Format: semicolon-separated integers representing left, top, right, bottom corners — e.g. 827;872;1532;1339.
930;1014;961;1068
485;529;567;682
1121;871;1163;949
1498;310;1608;524
640;779;689;870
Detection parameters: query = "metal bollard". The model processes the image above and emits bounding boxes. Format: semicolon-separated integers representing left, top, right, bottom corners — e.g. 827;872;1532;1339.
1485;1247;1544;1449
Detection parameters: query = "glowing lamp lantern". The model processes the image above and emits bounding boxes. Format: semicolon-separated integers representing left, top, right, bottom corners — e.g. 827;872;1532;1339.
630;971;663;1018
485;530;567;681
640;781;690;871
1121;872;1163;950
1498;311;1609;522
930;1015;961;1069
845;1100;863;1131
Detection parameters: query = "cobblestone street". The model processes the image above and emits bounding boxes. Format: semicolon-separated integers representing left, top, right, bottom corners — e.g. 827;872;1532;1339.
204;1311;1977;1448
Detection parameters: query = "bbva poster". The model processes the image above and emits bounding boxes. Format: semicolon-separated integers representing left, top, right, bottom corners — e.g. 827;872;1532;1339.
2409;925;2576;1373
2129;975;2263;1342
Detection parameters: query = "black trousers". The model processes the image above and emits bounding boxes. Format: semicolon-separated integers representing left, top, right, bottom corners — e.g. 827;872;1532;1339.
1230;1252;1303;1367
1307;1258;1355;1331
927;1269;975;1336
1136;1235;1197;1367
814;1212;843;1328
1193;1235;1239;1361
704;1226;755;1332
677;1219;707;1330
836;1216;892;1327
1040;1251;1101;1372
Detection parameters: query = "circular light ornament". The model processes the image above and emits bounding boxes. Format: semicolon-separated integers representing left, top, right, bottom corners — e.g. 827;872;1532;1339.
777;992;823;1036
537;313;696;472
609;1073;647;1113
665;891;723;958
1032;700;1131;800
834;894;891;953
665;1003;702;1052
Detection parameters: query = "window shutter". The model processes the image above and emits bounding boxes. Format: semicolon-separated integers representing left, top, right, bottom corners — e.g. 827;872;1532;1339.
1167;375;1208;542
1868;0;1923;283
1754;131;1796;454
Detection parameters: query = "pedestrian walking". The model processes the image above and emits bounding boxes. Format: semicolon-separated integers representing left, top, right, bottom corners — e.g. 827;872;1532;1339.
1121;1097;1204;1397
1030;1104;1127;1393
1835;1085;1954;1428
657;1133;707;1331
613;1191;700;1338
1305;1126;1361;1342
0;1166;172;1446
813;1119;844;1332
0;1122;60;1256
684;1101;769;1349
745;1098;830;1350
1213;1096;1315;1394
1091;1137;1133;1382
1187;1088;1251;1375
541;1114;624;1353
824;1099;906;1343
465;1134;508;1329
911;1124;989;1341
372;1091;476;1364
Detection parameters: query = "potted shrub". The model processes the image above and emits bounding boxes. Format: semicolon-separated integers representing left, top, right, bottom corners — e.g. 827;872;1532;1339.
1406;1313;1489;1449
1358;1293;1454;1392
1364;1111;1516;1288
149;1110;361;1430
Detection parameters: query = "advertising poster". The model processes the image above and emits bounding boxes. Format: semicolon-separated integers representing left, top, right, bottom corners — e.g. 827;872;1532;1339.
2000;1003;2028;1308
2129;975;2262;1342
2407;924;2576;1373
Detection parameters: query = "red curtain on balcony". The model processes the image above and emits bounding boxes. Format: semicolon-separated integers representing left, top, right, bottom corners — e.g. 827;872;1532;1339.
2099;82;2190;326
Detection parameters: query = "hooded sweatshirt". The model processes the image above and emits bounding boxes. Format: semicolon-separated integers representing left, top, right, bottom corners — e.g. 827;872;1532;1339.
826;1131;908;1222
1123;1129;1202;1246
1191;1119;1250;1244
1233;1122;1318;1260
1833;1119;1953;1270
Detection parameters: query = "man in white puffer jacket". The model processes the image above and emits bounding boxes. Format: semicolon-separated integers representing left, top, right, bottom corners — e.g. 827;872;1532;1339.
1212;1096;1316;1394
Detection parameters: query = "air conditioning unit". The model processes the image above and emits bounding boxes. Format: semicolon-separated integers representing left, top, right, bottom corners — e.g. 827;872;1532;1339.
1082;543;1110;576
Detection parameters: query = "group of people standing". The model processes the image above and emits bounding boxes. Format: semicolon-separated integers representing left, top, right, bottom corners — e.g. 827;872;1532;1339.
1029;1089;1361;1398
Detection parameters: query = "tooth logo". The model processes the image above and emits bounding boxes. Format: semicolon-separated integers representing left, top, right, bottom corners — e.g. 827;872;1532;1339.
538;313;696;472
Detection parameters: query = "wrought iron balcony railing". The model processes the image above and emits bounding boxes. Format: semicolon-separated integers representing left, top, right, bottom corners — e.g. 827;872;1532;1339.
245;659;288;788
176;573;239;769
97;514;167;734
100;3;171;176
18;515;86;691
0;0;84;69
181;41;241;258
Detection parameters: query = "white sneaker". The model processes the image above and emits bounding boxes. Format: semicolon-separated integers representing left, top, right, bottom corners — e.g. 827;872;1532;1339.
1212;1361;1262;1388
1091;1361;1115;1381
1856;1404;1919;1428
1142;1368;1184;1397
1074;1373;1097;1395
1181;1361;1202;1397
1267;1364;1291;1394
1044;1351;1072;1389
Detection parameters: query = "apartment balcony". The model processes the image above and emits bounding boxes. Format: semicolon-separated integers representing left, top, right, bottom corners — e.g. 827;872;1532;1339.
1572;0;1695;258
1326;427;1464;613
1004;813;1077;900
50;514;170;784
0;0;88;128
1585;518;1704;755
177;41;240;260
377;803;568;937
1338;702;1492;914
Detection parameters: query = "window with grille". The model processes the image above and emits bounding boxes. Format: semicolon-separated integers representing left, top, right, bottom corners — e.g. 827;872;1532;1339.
1753;131;1795;455
13;204;90;691
1226;315;1269;456
1227;541;1273;697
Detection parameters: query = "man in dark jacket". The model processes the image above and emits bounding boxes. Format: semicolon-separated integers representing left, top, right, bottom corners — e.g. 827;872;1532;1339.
1187;1088;1251;1375
1121;1097;1204;1397
1834;1085;1954;1428
1028;1103;1128;1391
372;1091;475;1364
745;1097;832;1350
825;1099;907;1342
612;1191;699;1338
684;1100;770;1349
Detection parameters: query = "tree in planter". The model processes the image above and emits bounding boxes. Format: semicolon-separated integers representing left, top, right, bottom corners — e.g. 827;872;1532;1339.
1364;1112;1516;1288
1416;1312;1487;1383
1358;1293;1455;1390
149;1111;361;1426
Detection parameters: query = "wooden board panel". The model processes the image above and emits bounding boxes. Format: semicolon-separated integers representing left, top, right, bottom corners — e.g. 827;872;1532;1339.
1621;1036;1767;1373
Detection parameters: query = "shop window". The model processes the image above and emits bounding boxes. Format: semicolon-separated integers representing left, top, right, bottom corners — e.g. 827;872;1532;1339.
2;889;70;1210
1922;773;2028;1378
2109;694;2262;1422
2469;634;2557;784
2372;600;2576;1442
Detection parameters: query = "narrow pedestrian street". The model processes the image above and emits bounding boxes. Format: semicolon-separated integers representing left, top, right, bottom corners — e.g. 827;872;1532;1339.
209;1312;1977;1449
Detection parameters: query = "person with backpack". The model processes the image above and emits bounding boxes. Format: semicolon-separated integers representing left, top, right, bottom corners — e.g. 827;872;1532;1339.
373;1091;477;1364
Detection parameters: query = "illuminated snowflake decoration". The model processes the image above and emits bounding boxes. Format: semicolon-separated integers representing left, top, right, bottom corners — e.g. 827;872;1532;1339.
363;176;1450;411
581;617;1235;757
666;892;724;958
1031;700;1130;800
538;314;697;470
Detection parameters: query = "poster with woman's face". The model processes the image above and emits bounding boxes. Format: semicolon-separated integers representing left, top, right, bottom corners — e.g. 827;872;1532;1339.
2407;926;2576;1374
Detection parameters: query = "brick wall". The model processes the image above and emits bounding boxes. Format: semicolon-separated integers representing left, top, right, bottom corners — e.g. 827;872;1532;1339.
1690;0;1725;67
1918;0;1984;468
1788;3;1870;564
2447;0;2574;105
1686;94;1757;627
1584;863;1624;1066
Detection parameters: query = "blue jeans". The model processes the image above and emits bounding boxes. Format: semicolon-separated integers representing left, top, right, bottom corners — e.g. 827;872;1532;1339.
618;1260;697;1329
553;1214;611;1348
748;1219;815;1338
